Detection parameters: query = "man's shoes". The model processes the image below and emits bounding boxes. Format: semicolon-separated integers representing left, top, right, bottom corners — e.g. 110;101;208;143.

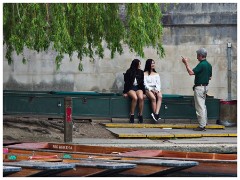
129;115;134;123
151;113;159;122
138;115;143;124
193;126;206;131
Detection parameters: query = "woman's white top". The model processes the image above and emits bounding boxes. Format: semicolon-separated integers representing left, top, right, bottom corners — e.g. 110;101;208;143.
144;73;161;91
133;78;138;86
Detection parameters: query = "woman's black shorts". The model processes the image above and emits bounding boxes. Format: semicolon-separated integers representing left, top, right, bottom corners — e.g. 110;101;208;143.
130;85;140;91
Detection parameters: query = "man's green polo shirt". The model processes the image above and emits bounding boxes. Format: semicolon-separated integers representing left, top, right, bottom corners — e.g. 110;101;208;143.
193;59;212;85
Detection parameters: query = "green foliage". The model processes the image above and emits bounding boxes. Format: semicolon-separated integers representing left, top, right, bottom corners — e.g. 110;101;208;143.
3;3;165;70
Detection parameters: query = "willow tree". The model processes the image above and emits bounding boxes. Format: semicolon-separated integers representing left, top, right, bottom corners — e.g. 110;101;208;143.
3;3;165;71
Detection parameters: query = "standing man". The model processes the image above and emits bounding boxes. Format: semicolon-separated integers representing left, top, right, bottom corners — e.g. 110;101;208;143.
182;48;212;131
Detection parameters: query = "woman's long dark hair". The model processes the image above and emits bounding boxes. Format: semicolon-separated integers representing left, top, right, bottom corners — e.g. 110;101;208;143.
144;59;157;75
127;59;140;81
130;59;140;71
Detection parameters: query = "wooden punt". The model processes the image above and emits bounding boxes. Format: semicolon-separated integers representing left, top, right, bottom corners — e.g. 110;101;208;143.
4;142;237;177
3;145;198;177
119;149;237;177
3;145;137;177
48;142;237;177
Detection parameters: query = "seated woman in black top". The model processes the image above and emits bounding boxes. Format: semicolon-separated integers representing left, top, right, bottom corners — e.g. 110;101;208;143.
123;59;145;123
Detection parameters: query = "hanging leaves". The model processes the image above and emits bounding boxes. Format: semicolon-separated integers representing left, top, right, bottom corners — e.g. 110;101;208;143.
3;3;165;70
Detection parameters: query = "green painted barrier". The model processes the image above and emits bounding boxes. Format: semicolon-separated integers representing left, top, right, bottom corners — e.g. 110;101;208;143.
50;91;116;96
3;90;220;120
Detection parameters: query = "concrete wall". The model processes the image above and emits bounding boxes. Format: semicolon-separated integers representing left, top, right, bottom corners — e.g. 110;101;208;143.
3;3;237;100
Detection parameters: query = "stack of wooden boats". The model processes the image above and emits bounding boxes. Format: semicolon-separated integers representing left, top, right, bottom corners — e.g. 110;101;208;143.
3;142;237;177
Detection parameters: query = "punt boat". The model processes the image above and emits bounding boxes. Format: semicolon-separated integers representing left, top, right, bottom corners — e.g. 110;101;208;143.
3;142;198;177
4;141;236;177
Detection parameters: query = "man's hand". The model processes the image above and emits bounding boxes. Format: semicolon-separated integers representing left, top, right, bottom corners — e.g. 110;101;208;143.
181;57;195;76
182;57;188;65
123;93;128;98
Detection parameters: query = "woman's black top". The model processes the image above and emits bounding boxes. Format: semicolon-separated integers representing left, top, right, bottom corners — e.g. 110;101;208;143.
123;69;145;94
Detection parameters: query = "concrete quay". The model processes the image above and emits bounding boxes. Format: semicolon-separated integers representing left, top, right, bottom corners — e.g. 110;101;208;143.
73;125;237;154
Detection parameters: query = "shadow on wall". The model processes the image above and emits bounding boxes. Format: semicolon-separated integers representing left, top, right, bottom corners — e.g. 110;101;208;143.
4;76;74;91
111;72;125;93
90;86;100;92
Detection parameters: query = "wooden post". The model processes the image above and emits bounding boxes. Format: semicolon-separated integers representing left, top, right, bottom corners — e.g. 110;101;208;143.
64;96;73;142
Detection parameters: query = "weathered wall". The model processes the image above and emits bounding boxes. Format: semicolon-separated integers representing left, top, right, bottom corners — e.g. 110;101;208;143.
3;3;237;100
160;3;237;100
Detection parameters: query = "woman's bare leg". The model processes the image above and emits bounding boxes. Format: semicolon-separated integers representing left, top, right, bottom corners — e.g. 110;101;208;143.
136;90;144;115
127;90;138;115
146;90;156;113
155;91;162;114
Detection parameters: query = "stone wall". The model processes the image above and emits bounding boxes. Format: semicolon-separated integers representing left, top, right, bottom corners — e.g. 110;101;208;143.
3;3;237;100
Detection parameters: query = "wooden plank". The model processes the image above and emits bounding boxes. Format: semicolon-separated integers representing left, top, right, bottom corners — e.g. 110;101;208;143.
118;150;163;157
6;142;49;149
3;160;75;169
48;143;135;153
3;166;22;177
6;143;237;161
72;159;136;169
58;159;137;177
111;158;198;167
3;141;23;146
3;161;75;177
60;157;198;177
214;153;237;160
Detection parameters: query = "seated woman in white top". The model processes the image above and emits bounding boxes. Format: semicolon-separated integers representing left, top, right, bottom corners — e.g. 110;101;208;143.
144;59;162;122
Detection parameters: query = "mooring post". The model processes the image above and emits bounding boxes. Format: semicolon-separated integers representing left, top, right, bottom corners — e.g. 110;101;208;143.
227;42;232;101
64;96;73;142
